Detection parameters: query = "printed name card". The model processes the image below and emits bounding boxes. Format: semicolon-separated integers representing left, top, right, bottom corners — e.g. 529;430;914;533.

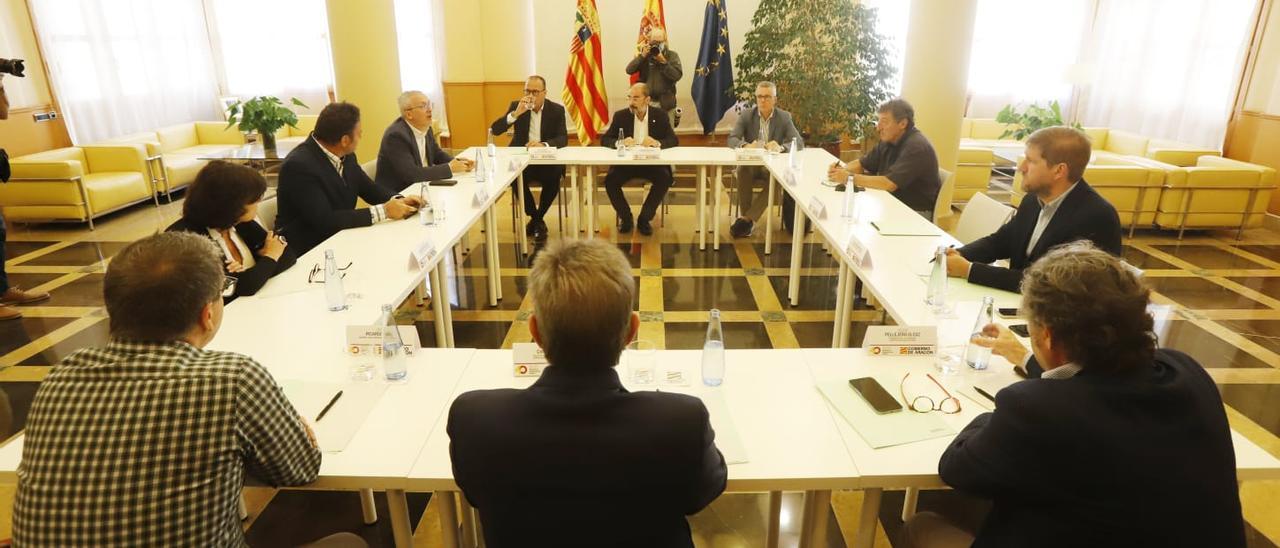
784;168;798;187
807;196;828;220
846;232;872;268
472;185;490;207
345;325;420;356
529;147;557;160
507;157;520;172
863;326;937;357
513;342;548;377
408;238;437;271
735;148;764;161
631;146;660;160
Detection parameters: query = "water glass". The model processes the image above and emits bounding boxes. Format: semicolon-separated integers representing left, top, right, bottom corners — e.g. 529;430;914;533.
626;340;657;385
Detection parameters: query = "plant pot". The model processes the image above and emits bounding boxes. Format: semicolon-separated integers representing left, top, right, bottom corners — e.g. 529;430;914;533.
260;131;278;158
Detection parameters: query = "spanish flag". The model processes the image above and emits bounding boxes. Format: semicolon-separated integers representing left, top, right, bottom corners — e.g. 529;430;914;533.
563;0;609;144
630;0;666;84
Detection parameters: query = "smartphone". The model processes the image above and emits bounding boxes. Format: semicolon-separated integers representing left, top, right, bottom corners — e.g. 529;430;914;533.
848;377;903;414
1009;324;1030;337
997;307;1020;318
433;179;458;186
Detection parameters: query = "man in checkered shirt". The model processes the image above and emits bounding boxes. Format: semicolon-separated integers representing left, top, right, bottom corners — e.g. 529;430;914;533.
13;232;328;546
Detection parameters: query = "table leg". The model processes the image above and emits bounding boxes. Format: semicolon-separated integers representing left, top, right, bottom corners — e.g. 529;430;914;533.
570;166;580;236
765;173;775;254
387;489;413;548
788;201;805;306
587;168;596;236
440;264;456;348
484;208;498;308
430;266;448;347
902;487;920;521
516;172;529;256
360;488;378;524
853;488;883;548
436;491;460;548
810;490;832;548
832;264;849;348
238;493;249;520
839;265;856;347
714;165;723;250
698;166;707;250
767;491;782;548
459;494;478;548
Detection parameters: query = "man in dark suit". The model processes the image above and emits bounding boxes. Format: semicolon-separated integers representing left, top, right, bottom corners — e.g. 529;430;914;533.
276;102;423;255
374;91;472;194
904;242;1245;548
727;81;803;238
946;126;1123;293
447;239;727;548
489;75;568;241
600;83;680;236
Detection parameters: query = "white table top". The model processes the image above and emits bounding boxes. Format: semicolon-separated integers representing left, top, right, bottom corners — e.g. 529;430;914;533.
511;145;764;167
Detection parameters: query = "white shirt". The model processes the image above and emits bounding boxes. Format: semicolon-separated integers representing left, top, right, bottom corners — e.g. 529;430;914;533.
409;123;430;166
758;111;773;144
313;136;387;223
506;107;543;144
1018;353;1082;379
633;108;649;144
207;228;256;270
1025;182;1078;256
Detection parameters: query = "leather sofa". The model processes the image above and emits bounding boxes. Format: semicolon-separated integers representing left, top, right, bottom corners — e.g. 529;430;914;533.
276;114;318;146
102;122;246;200
2;145;158;228
1011;154;1164;236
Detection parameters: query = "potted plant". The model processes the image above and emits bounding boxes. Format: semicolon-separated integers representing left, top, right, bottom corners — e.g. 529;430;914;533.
224;96;309;156
734;0;896;155
994;101;1082;140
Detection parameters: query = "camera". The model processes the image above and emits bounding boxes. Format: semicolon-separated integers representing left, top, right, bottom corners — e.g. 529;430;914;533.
648;45;661;57
0;58;25;78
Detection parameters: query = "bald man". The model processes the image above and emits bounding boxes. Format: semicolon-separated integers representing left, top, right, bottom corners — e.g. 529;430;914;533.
600;83;679;236
375;90;473;193
625;28;683;121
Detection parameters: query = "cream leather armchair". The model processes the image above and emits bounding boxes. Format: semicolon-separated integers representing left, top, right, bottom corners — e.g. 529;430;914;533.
2;145;158;228
1011;154;1163;236
954;146;994;202
151;122;247;198
276;114;318;146
1146;156;1276;238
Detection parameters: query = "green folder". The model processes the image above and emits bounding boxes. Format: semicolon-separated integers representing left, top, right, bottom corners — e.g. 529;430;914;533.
817;378;955;449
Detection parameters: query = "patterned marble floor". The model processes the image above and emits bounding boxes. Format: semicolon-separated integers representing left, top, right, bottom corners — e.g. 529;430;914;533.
0;180;1277;547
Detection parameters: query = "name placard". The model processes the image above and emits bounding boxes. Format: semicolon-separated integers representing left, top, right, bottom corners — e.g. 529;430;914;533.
846;232;872;268
863;326;937;357
529;147;557;160
345;325;420;356
513;342;549;377
631;146;660;160
735;148;764;161
807;196;828;220
784;168;798;187
507;157;520;172
472;186;490;207
408;238;437;271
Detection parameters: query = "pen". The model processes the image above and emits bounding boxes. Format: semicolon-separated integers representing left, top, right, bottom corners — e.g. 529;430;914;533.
974;386;997;403
315;390;344;422
929;245;956;263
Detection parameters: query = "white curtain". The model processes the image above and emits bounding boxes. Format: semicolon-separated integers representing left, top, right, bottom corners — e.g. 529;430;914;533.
204;0;334;114
1078;0;1257;148
965;0;1092;118
863;0;911;96
393;0;447;130
28;0;221;143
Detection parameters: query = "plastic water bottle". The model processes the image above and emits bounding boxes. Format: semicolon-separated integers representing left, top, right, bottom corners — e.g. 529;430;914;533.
323;249;346;311
615;128;626;157
788;136;801;169
378;304;408;381
702;309;725;386
965;296;995;370
474;148;487;183
486;135;499;173
841;176;859;221
926;245;948;312
418;182;436;225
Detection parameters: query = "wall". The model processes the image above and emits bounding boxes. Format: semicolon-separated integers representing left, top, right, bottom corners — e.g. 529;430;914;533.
0;0;71;156
1226;0;1280;213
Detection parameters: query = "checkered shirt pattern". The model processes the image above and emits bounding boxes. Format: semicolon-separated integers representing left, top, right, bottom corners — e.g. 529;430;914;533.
13;339;322;547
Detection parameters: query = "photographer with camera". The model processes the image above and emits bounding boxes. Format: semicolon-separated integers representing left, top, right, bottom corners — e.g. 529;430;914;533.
625;28;682;127
0;57;50;320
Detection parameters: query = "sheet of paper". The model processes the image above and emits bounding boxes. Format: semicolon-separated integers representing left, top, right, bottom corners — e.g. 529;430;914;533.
281;380;389;453
816;377;955;449
701;390;749;465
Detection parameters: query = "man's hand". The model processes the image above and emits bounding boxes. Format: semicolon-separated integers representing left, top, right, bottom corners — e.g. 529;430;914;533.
300;416;318;449
527;141;547;148
974;323;1030;366
384;197;419;220
226;260;246;273
513;95;533;118
764;141;783;153
655;53;668;64
622;137;636;147
402;195;425;209
449;158;472;173
944;247;971;278
827;162;850;182
260;231;286;260
641;136;660;148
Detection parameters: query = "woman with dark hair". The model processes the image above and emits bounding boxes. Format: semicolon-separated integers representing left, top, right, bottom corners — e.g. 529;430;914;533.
166;161;296;301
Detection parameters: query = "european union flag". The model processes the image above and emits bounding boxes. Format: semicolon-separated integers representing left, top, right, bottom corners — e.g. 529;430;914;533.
691;0;734;134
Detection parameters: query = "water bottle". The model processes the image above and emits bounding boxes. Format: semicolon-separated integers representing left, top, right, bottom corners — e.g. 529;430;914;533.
702;309;725;386
378;304;408;381
615;128;626;157
841;176;859;221
486;135;499;173
926;245;948;311
474;148;487;183
964;296;995;370
323;249;346;311
788;136;800;169
418;183;436;225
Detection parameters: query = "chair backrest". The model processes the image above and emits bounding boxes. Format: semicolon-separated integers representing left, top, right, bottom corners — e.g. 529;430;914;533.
361;160;377;180
933;167;956;225
953;192;1014;245
257;196;279;232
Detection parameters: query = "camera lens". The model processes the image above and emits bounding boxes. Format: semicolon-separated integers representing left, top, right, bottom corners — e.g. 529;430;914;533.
0;58;25;78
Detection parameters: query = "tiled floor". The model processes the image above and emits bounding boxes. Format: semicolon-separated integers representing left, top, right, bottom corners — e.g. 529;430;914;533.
0;179;1278;547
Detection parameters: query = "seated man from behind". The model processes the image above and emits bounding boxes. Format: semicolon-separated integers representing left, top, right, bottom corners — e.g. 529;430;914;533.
944;126;1122;293
600;83;680;236
727;80;802;238
375;90;473;194
904;242;1245;548
276;101;423;255
13;232;328;547
828;98;940;219
447;239;727;548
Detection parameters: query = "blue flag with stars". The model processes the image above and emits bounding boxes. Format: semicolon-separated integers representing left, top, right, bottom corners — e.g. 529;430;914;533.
691;0;734;134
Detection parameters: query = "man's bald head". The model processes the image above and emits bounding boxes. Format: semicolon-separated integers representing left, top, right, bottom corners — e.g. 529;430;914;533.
648;28;667;44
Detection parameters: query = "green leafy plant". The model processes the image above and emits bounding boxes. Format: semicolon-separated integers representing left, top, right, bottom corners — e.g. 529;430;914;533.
734;0;896;145
224;96;309;152
994;101;1082;140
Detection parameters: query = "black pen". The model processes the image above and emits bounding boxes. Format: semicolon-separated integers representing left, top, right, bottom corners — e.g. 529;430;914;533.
315;390;344;422
929;245;957;263
974;385;997;403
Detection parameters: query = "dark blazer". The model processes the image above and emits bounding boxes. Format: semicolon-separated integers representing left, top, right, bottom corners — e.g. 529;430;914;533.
275;137;396;255
959;180;1122;292
165;217;297;302
625;49;684;111
599;107;679;150
727;106;802;151
447;365;727;548
489;100;569;148
374;118;455;193
940;349;1244;547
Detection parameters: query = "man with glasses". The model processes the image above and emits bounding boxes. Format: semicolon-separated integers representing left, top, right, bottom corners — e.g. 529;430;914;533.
375;90;474;193
489;75;568;241
828;98;940;220
726;81;802;238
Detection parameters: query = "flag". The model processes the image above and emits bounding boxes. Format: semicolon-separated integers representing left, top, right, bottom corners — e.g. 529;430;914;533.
563;0;610;144
630;0;666;84
691;0;734;134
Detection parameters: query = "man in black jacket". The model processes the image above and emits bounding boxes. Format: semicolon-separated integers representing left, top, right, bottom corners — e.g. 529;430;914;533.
276;102;423;255
600;83;679;236
374;91;472;194
447;239;726;548
904;242;1245;548
946;126;1122;293
489;75;568;241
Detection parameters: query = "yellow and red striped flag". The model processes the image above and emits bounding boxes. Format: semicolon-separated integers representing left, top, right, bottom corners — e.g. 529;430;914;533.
563;0;609;144
630;0;666;84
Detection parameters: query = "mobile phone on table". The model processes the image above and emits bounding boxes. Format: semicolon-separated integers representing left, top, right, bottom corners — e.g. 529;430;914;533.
1009;324;1030;337
848;377;903;414
997;307;1020;318
432;179;458;186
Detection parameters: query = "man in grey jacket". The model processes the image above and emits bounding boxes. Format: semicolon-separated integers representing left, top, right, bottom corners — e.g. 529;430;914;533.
727;81;802;238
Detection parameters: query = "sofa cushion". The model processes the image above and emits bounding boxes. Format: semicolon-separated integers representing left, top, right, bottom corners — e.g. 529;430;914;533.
161;155;207;190
1103;130;1149;156
157;124;200;154
83;172;151;213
